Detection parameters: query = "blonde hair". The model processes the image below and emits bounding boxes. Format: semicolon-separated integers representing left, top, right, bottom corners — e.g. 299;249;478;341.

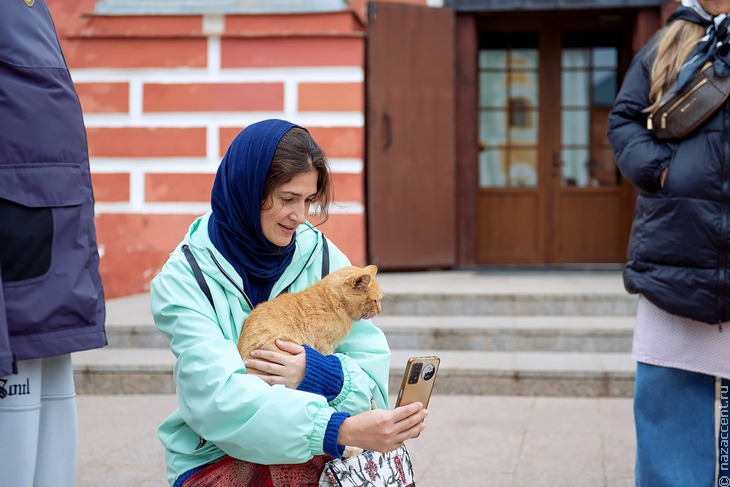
646;20;706;112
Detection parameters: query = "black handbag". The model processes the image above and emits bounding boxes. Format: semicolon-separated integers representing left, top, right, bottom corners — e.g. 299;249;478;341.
647;61;730;140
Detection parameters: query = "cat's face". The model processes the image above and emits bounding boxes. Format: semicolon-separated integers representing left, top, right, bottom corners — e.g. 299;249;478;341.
346;265;383;320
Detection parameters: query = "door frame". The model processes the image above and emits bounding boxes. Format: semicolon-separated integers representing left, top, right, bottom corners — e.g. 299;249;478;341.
456;8;653;266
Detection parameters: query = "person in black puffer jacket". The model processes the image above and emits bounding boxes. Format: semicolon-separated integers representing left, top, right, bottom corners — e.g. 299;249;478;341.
608;0;730;485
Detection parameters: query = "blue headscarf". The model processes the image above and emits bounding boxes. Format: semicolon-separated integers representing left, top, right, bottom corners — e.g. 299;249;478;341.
208;119;301;307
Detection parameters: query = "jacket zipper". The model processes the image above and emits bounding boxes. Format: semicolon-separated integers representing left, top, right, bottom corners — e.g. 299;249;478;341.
205;248;254;310
204;238;320;309
280;238;319;295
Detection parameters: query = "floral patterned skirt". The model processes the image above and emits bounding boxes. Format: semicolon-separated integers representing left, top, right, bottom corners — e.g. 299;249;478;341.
182;455;332;487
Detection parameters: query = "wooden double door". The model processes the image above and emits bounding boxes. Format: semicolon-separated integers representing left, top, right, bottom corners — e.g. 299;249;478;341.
474;13;636;264
367;4;639;268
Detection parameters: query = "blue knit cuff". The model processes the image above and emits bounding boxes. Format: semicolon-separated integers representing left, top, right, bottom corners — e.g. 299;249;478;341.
323;411;350;458
297;345;344;402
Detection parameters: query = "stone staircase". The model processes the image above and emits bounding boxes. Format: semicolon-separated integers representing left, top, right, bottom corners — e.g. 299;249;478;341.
73;271;638;397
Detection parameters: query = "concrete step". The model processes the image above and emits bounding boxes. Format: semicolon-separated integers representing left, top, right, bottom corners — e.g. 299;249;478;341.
106;315;634;353
106;282;638;328
382;293;637;316
72;348;635;397
378;316;633;353
97;273;637;397
376;270;636;316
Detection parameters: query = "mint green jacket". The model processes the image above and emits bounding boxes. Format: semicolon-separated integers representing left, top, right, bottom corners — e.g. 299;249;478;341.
151;212;391;486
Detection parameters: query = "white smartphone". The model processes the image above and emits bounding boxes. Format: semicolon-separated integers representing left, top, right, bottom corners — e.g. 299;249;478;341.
395;356;440;409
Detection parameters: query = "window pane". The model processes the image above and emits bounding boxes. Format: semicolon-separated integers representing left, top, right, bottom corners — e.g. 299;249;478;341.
592;47;617;68
590;147;620;187
562;149;590;187
509;71;538;105
510;110;538;145
480;110;508;146
592;71;617;106
479;149;506;187
480;72;507;108
479;50;507;69
562;48;589;68
561;109;590;145
509;149;538;187
510;49;538;69
562;71;589;107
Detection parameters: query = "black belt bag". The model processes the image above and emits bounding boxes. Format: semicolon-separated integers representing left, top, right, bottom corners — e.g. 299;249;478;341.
648;61;730;140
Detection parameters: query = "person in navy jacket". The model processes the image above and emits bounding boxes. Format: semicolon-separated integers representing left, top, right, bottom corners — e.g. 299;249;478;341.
0;0;106;485
608;0;730;485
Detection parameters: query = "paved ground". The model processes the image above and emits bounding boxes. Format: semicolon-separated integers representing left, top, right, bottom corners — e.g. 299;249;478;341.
76;270;637;486
76;394;636;487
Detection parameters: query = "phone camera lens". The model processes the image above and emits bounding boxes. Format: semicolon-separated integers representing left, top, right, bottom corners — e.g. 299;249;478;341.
408;362;422;384
422;363;435;381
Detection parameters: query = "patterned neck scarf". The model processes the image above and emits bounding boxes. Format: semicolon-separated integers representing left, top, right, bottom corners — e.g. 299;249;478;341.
208;119;300;307
669;1;730;93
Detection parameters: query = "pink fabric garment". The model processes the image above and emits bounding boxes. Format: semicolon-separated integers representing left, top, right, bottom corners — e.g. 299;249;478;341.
182;455;333;487
632;295;730;379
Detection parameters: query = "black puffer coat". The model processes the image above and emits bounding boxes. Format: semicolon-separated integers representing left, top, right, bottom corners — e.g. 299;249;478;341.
608;35;730;325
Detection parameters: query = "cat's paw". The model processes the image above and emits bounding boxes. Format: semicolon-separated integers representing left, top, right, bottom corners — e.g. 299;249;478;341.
342;446;363;458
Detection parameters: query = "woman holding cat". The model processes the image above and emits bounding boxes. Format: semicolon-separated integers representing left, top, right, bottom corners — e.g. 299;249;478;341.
151;119;427;487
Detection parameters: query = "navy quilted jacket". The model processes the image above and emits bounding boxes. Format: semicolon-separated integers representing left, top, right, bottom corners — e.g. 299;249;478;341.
608;36;730;325
0;0;106;376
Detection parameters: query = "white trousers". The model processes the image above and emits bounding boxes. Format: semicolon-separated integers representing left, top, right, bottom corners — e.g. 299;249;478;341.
0;354;77;487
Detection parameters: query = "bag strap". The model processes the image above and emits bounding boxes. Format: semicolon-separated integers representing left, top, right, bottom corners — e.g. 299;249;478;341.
182;236;328;310
182;244;216;312
321;235;330;278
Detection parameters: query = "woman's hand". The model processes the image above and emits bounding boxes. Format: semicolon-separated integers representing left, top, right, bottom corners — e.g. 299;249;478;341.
244;339;307;389
337;402;428;453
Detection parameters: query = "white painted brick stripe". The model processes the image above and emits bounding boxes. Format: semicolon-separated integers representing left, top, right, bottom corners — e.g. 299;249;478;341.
82;112;363;127
89;157;363;174
202;15;225;35
70;66;363;83
94;201;364;215
207;36;222;73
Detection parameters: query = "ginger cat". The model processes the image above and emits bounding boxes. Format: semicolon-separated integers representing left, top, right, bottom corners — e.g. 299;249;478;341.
238;265;382;375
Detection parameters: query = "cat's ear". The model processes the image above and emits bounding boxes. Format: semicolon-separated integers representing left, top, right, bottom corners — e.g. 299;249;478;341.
363;265;378;276
351;273;372;289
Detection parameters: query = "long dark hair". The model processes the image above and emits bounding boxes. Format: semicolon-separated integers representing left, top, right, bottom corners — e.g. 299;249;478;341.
261;127;332;222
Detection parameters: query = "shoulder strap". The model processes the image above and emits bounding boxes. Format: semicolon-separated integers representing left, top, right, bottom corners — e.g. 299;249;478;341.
321;235;330;278
283;234;331;295
181;244;216;312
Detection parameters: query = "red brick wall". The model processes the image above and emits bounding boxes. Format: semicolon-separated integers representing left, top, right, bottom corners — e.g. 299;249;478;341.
48;4;369;298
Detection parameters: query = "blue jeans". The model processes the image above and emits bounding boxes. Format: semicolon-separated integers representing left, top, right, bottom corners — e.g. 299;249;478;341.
634;362;727;487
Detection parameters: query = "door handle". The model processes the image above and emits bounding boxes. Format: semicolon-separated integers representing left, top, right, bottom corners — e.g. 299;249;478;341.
382;110;392;150
552;153;561;177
